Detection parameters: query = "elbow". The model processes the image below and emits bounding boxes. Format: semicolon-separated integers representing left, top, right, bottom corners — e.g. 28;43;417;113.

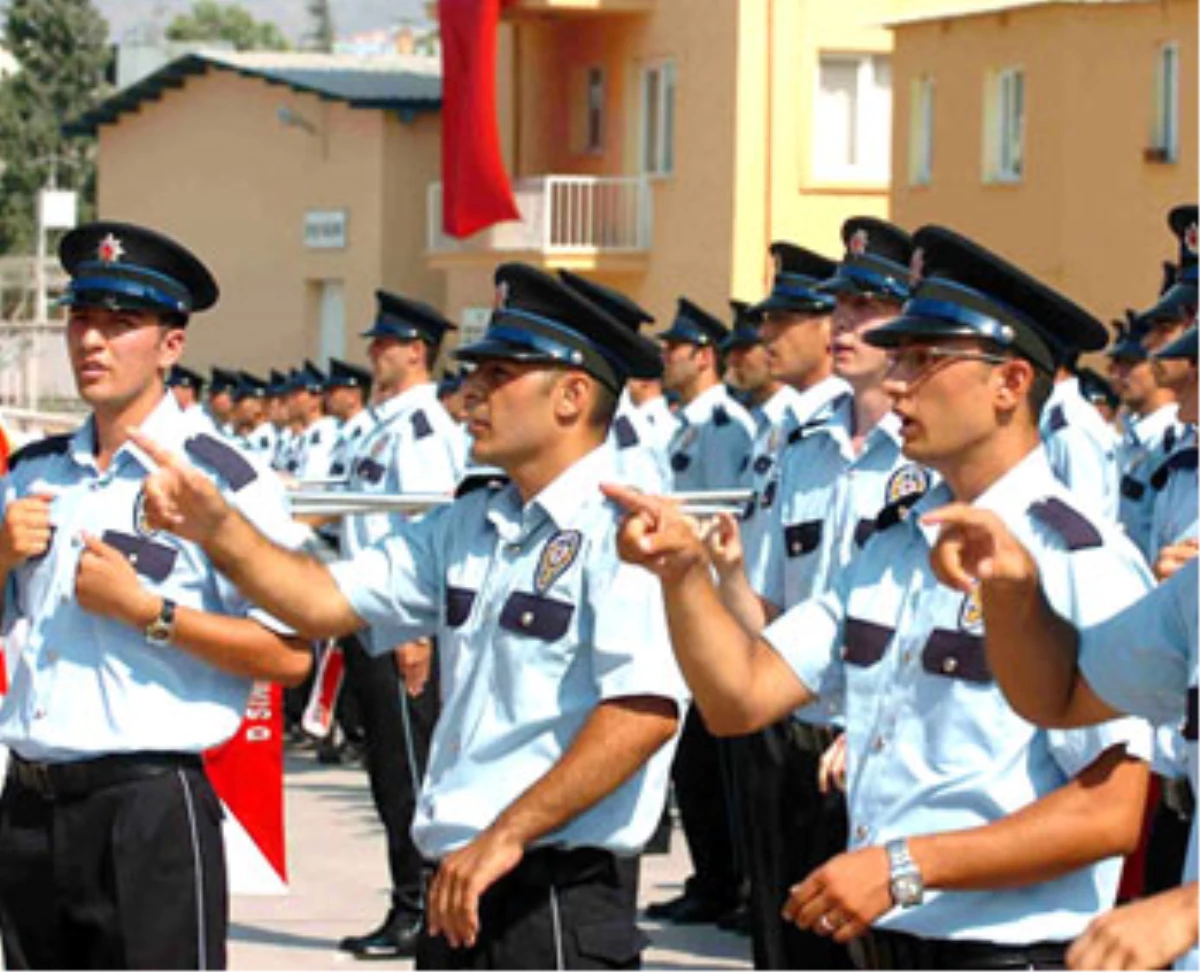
1093;757;1152;859
272;638;315;688
700;700;766;738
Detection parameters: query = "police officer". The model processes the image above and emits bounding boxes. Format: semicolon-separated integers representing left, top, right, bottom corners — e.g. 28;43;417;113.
335;290;463;959
130;261;684;970
1147;326;1198;572
166;364;206;415
324;358;375;482
558;270;672;491
0;221;311;970
609;225;1154;969
287;362;339;481
206;366;238;437
230;371;269;446
1077;367;1120;428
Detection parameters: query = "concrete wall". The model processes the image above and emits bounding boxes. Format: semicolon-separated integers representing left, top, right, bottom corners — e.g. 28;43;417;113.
890;0;1198;322
95;68;443;375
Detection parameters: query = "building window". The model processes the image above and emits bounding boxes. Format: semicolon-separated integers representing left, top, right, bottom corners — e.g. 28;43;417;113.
908;75;934;186
586;67;605;154
984;67;1024;183
641;61;675;176
812;53;892;184
1149;43;1179;163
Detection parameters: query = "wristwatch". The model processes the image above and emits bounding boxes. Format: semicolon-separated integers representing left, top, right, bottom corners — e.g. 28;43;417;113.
885;838;925;908
144;598;177;646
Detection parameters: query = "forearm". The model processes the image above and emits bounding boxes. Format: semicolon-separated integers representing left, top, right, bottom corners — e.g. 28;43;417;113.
980;578;1115;728
488;696;679;849
714;564;772;634
909;744;1147;891
168;608;313;686
204;508;360;639
665;564;810;734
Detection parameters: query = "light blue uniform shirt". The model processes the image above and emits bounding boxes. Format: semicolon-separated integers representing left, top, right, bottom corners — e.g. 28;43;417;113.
294;415;340;481
607;390;673;491
749;400;932;614
634;395;678;458
0;394;301;762
246;420;278;461
762;448;1153;944
668;383;755;491
326;408;378;482
1079;558;1198;970
1149;424;1199;565
1117;404;1179;558
1041;377;1120;523
330;445;686;860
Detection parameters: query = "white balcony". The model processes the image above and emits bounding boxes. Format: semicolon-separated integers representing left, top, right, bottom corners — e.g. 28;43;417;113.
427;175;653;260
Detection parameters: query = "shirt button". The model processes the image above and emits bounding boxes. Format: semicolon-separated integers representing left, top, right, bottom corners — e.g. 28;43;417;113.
789;543;800;555
128;552;138;565
506;543;522;555
45;650;57;663
33;708;46;720
942;656;959;675
520;611;534;628
871;735;886;753
902;650;913;664
853;823;870;843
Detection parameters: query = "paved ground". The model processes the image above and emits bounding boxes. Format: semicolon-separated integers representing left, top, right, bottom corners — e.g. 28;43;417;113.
229;751;752;970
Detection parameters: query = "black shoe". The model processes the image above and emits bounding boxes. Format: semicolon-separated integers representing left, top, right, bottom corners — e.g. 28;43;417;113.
337;909;422;959
644;892;731;924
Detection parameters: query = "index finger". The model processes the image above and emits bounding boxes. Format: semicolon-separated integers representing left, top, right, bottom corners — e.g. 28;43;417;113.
127;429;181;469
919;502;996;532
600;482;668;522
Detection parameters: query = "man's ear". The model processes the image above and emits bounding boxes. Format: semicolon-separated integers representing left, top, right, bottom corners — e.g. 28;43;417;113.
994;357;1033;412
554;371;592;422
159;325;186;369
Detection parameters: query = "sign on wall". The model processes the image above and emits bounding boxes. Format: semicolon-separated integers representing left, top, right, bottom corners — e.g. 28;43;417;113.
304;209;348;250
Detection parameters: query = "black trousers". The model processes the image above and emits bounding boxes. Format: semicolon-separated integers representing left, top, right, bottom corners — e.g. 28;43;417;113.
0;756;227;970
343;632;439;916
856;930;1067;970
671;706;741;905
416;848;646;970
734;721;851;969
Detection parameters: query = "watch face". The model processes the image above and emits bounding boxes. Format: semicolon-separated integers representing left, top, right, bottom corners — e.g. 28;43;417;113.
893;874;923;906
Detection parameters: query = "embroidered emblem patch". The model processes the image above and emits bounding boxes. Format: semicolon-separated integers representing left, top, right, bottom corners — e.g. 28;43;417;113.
959;587;984;634
133;487;157;538
849;228;869;257
97;233;124;264
885;463;930;506
535;530;582;595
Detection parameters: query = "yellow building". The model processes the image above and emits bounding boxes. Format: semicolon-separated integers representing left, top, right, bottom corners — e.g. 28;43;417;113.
68;50;444;375
887;0;1197;322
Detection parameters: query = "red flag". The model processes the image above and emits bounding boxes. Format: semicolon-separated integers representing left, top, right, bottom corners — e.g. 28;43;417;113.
439;0;521;238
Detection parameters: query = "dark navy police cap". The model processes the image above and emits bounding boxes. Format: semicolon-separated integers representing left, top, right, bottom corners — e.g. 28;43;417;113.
1138;205;1198;326
166;364;205;392
721;301;763;352
659;297;730;348
59;221;218;317
327;357;372;391
454;262;661;393
820;217;914;303
267;369;290;398
233;371;268;401
209;367;239;396
1077;367;1120;411
292;360;327;394
865;225;1107;374
1155;323;1198;361
557;271;662;379
1107;310;1151;361
362;290;456;346
750;242;837;317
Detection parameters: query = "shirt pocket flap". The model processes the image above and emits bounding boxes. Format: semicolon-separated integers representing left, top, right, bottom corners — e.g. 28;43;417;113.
101;530;179;583
842;617;892;668
572;919;649;966
445;586;476;628
498;592;574;641
356;458;385;485
784;520;822;558
921;629;992;684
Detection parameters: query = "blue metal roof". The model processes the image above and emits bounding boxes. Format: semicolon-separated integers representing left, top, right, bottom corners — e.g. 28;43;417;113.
65;51;441;136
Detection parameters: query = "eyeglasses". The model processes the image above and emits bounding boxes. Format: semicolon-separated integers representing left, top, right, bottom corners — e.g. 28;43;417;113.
884;346;1010;382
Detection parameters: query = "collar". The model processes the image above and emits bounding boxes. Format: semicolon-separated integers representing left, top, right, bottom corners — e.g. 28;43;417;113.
815;395;903;457
69;392;186;475
680;382;730;425
486;444;614;541
1046;376;1080;410
912;446;1056;548
371;382;437;425
760;385;801;428
1131;403;1180;445
791;375;852;425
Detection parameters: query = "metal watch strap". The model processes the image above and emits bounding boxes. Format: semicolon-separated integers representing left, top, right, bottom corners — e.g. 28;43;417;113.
145;598;177;645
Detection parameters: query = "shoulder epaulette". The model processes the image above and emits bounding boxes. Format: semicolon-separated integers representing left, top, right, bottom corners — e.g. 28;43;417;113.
411;410;433;440
713;405;730;427
1047;405;1068;433
9;433;72;470
455;471;508;500
1028;496;1103;551
613;415;639;449
1150;446;1198;491
786;416;830;446
184;433;258;491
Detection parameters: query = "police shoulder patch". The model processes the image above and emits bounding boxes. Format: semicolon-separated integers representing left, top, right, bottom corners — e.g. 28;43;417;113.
535;530;582;594
1028;496;1103;551
613;415;639;449
184;433;258;492
885;463;931;506
9;433;71;470
958;587;984;634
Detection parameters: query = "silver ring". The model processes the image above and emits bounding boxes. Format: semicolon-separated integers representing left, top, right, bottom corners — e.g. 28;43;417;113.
819;914;835;932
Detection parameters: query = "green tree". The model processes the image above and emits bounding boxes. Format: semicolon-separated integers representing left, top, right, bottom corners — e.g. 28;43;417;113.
165;1;290;52
303;0;335;53
0;0;109;256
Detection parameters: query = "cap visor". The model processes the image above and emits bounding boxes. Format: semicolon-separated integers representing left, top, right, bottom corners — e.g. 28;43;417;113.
861;313;976;349
749;294;833;317
453;336;558;364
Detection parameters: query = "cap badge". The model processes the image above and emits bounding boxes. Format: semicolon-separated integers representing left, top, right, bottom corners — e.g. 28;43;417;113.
849;228;869;257
97;233;125;264
1185;223;1197;256
909;247;926;289
535;530;582;595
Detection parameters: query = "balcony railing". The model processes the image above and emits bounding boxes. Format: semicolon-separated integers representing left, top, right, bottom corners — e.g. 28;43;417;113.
427;175;652;256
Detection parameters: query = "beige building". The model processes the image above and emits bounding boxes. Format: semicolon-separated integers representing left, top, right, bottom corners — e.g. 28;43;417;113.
69;50;444;376
888;0;1197;322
